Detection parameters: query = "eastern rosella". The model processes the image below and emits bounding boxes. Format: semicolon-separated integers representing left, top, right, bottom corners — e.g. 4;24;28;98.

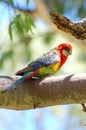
3;43;72;92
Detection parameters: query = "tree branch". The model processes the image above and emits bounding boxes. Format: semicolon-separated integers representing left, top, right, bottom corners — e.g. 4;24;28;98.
0;73;86;110
2;0;86;40
50;11;86;40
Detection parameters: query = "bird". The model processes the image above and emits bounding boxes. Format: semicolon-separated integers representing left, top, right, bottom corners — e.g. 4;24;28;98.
2;43;72;92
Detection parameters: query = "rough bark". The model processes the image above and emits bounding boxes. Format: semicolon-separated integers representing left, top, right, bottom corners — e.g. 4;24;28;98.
0;73;86;110
50;11;86;40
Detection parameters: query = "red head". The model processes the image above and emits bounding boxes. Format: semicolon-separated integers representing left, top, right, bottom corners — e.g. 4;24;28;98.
56;43;72;67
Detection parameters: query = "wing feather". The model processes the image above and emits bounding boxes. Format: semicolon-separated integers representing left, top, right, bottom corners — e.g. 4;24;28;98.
16;48;60;75
29;48;59;69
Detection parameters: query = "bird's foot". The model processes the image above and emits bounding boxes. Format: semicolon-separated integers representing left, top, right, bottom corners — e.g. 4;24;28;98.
82;104;86;112
34;103;40;109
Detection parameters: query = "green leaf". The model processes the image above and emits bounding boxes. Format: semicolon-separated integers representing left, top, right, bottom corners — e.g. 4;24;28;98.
26;0;29;5
9;21;14;40
24;15;30;32
8;0;14;6
14;15;24;34
9;15;23;40
9;14;35;40
24;15;35;33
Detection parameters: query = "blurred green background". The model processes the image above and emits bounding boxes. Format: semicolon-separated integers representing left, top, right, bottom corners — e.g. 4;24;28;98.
0;0;86;130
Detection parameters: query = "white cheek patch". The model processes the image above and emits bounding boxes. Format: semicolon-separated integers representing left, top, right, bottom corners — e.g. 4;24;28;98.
62;50;69;56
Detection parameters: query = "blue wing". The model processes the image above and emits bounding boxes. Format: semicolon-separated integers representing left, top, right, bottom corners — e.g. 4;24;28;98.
29;48;59;69
16;48;60;75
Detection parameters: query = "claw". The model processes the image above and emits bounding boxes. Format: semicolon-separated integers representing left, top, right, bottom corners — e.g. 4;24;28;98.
82;104;86;112
34;103;40;109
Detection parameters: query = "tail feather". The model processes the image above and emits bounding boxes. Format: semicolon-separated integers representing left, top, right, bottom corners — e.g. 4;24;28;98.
15;66;31;76
2;70;39;93
2;72;32;93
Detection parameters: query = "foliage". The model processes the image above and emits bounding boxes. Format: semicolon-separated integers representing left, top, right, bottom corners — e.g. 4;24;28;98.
8;0;14;6
0;0;86;41
9;14;35;40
